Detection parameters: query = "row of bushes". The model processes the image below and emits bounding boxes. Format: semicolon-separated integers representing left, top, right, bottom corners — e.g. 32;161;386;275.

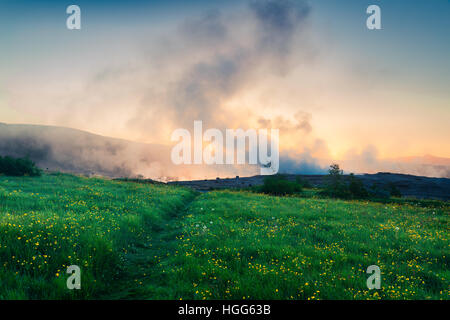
259;175;302;196
259;175;312;196
259;164;401;199
321;164;401;199
0;156;402;199
0;156;41;177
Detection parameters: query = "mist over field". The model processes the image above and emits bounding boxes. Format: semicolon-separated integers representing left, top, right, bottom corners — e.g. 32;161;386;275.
1;123;449;180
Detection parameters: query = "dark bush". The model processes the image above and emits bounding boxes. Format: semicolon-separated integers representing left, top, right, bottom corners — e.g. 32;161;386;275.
321;164;400;200
321;165;370;199
321;164;351;198
368;183;390;199
296;176;312;188
0;156;41;176
388;183;402;198
260;175;302;196
348;173;368;198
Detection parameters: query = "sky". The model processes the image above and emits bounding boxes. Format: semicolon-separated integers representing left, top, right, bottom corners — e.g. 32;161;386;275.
0;0;449;178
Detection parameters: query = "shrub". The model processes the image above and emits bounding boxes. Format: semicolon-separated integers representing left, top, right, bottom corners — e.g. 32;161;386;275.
388;183;402;198
322;165;370;199
260;175;302;196
348;173;368;198
322;164;351;198
367;183;390;199
0;156;41;176
296;176;312;188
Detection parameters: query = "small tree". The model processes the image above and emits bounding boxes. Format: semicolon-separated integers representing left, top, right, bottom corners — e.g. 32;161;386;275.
329;164;342;176
322;164;350;198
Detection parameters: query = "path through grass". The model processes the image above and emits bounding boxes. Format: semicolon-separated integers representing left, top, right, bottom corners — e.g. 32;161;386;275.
0;173;196;299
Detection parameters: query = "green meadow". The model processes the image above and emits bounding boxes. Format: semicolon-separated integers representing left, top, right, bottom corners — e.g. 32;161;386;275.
0;174;448;299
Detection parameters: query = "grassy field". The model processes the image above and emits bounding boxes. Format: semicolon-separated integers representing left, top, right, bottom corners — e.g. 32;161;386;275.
0;173;195;299
0;174;448;299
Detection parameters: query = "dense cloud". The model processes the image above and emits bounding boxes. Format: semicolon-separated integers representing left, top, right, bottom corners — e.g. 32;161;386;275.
1;1;314;179
250;0;310;57
121;0;314;134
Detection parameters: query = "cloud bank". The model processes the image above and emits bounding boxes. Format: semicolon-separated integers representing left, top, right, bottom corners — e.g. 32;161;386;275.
2;0;449;179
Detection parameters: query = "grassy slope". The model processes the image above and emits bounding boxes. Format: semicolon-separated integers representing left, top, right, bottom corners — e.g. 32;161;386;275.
164;191;449;300
0;174;448;300
0;173;196;299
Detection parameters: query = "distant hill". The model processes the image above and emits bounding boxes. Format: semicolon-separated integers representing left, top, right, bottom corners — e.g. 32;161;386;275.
0;123;172;179
0;123;258;181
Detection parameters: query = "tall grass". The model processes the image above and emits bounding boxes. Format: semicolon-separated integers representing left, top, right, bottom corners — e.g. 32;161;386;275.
163;191;449;300
0;174;448;300
0;173;195;299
